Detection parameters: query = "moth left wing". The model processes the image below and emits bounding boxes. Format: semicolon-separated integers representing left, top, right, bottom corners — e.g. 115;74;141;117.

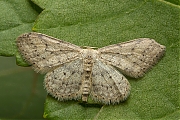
16;32;82;73
98;38;166;78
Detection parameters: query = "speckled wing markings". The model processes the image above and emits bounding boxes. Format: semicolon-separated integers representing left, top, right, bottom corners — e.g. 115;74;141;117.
16;32;166;105
91;60;130;104
98;38;166;78
16;32;81;73
44;59;83;101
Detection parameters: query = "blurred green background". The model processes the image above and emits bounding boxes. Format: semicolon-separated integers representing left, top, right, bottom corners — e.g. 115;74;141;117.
0;56;46;119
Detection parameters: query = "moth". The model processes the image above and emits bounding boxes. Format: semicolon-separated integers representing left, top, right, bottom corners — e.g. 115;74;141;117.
16;32;166;104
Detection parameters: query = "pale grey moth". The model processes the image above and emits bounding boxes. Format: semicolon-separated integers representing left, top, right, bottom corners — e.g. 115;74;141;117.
16;32;166;104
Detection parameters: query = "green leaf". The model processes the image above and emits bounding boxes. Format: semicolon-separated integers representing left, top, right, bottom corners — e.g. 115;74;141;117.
0;0;179;119
0;0;39;55
44;96;102;119
164;0;180;5
0;0;41;65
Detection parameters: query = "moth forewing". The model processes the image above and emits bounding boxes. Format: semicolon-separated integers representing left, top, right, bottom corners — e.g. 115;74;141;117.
97;38;166;78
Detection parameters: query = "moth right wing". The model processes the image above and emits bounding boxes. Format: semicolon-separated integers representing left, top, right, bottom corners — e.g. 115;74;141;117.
98;38;166;78
16;32;82;73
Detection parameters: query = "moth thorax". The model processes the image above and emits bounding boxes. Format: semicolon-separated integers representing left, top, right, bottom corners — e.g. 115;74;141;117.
81;49;98;61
